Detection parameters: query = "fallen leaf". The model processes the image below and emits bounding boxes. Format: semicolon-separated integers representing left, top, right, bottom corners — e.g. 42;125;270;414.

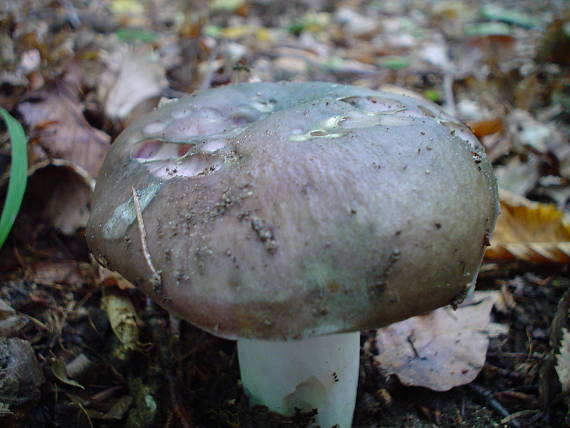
506;109;555;153
101;287;141;358
476;286;516;314
26;259;93;287
334;7;378;38
100;48;167;119
22;164;94;235
17;80;110;179
97;266;136;290
110;0;145;15
0;298;29;337
51;356;84;389
467;118;504;139
102;395;134;420
485;190;570;263
494;156;540;197
374;292;507;391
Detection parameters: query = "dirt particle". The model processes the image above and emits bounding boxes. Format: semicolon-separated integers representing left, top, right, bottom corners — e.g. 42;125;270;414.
327;282;341;292
482;230;491;247
371;280;387;294
418;105;436;118
385;249;400;276
449;287;468;310
471;151;482;164
313;306;328;316
250;216;278;254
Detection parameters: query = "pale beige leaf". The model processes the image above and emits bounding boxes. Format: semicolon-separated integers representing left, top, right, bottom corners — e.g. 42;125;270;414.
101;49;166;119
485;189;570;263
101;288;141;355
24;164;94;235
374;292;507;391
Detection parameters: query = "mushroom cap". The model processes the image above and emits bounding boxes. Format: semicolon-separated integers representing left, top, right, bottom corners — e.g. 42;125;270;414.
87;82;498;340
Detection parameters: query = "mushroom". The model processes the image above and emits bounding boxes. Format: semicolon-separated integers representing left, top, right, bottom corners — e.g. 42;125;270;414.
86;82;499;428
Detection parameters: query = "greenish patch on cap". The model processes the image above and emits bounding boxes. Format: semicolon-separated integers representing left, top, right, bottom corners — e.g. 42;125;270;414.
103;181;162;240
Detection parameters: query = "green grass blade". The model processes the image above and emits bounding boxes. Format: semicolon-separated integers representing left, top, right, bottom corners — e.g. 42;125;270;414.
0;108;28;249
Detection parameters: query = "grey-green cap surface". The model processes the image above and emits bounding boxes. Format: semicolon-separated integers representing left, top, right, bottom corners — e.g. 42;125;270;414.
87;82;499;340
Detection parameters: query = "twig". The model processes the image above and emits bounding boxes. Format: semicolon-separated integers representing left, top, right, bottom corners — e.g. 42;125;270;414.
484;363;524;380
467;384;520;428
501;409;539;425
131;187;161;287
200;43;220;91
443;71;457;118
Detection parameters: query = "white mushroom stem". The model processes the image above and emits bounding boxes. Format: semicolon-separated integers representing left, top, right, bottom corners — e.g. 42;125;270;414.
237;332;360;428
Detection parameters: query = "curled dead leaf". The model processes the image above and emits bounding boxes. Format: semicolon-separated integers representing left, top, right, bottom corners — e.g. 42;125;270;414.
374;292;508;391
20;163;94;235
101;287;142;359
97;265;136;291
17;80;110;179
51;356;85;390
485;190;570;264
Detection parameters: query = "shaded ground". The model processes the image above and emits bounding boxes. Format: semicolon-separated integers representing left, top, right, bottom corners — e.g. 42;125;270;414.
0;0;569;427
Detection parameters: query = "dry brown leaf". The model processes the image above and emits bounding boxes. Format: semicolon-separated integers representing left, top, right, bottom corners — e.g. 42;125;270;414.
485;190;570;263
17;80;110;179
97;265;136;291
374;292;507;391
467;118;504;139
25;259;93;288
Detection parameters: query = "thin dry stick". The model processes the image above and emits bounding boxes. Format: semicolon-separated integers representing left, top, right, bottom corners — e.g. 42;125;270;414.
132;186;161;286
467;384;520;428
501;409;539;425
